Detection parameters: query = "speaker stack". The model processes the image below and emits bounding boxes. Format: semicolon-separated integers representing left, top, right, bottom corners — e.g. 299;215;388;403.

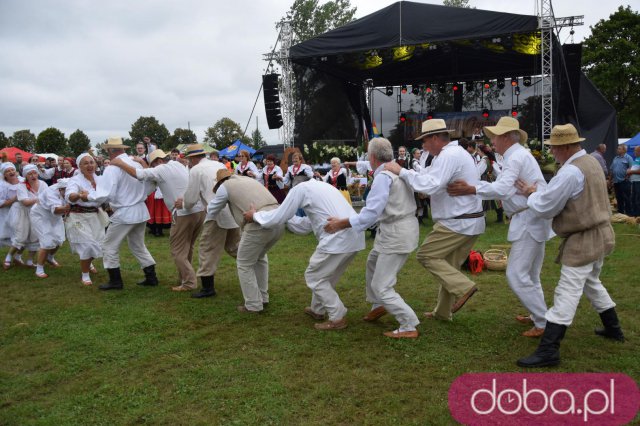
263;74;283;129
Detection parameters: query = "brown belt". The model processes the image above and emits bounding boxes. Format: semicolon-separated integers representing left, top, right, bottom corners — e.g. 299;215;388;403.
453;211;485;219
70;205;99;214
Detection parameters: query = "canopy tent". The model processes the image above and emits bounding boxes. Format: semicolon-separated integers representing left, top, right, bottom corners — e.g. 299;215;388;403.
623;132;640;157
0;147;35;163
217;141;256;159
289;1;617;156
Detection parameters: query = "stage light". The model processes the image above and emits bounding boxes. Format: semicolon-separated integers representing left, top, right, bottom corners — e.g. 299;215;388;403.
523;76;532;87
482;109;490;118
401;85;408;94
400;113;407;123
427;110;434;120
411;85;420;95
452;83;460;92
438;83;447;93
511;107;518;117
483;80;491;89
425;83;432;93
497;78;505;89
514;86;521;96
385;86;394;96
511;77;518;87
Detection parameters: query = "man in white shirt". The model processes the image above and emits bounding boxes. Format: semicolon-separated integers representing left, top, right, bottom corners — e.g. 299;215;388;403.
109;149;206;293
175;144;240;298
325;138;420;339
80;137;157;290
243;179;365;330
447;117;554;337
386;119;485;321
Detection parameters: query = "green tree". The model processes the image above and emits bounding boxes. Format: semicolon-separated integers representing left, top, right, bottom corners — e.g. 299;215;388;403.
163;128;197;151
582;6;640;137
0;131;8;149
36;128;67;154
285;0;357;44
518;95;542;143
250;128;267;149
203;118;250;148
129;116;170;148
443;0;471;7
68;129;91;157
10;129;36;152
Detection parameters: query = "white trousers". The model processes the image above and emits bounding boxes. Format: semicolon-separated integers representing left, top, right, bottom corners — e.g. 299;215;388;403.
366;249;419;330
305;250;357;321
236;224;284;311
545;258;616;326
103;222;155;270
506;232;548;328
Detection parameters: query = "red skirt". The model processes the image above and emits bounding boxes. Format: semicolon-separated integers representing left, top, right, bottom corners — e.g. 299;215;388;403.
146;193;171;225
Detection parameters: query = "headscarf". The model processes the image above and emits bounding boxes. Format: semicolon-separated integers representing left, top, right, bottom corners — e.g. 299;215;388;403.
76;153;92;168
55;178;70;189
22;164;38;178
1;162;16;181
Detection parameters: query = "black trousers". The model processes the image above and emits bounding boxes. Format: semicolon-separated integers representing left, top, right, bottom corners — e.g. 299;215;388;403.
614;181;631;215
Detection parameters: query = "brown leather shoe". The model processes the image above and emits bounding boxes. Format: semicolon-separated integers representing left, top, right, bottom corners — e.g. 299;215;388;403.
515;315;534;325
237;305;261;314
451;286;478;313
522;327;545;338
383;329;419;339
314;318;347;330
171;285;195;292
424;311;434;319
304;307;325;321
362;306;387;322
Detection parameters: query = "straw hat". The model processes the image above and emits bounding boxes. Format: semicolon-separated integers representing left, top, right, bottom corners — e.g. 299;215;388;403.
414;119;454;140
213;168;233;192
483;117;528;144
543;124;585;146
102;137;129;150
185;144;206;157
148;149;168;164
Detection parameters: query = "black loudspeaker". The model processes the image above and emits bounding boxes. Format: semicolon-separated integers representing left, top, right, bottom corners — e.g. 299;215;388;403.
559;44;582;115
263;74;283;129
453;82;463;112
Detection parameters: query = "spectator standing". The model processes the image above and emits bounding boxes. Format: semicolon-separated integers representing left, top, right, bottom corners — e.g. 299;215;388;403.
590;144;608;177
609;144;633;214
627;146;640;216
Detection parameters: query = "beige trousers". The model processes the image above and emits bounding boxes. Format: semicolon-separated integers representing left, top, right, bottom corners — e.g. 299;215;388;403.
170;211;205;289
196;220;240;278
416;222;478;320
103;222;155;270
305;250;357;321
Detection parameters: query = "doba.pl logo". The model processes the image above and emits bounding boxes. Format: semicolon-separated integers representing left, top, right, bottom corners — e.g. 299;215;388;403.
449;373;640;425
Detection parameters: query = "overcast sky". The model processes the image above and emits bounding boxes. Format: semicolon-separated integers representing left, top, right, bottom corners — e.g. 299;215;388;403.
0;0;630;148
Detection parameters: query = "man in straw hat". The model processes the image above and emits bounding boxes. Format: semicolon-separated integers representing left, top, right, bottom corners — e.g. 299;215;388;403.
109;148;205;293
325;137;420;338
515;124;624;368
208;169;284;313
79;137;158;290
447;117;554;338
385;119;484;321
175;143;240;298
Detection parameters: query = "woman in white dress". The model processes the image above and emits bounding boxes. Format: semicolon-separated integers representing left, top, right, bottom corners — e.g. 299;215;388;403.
1;163;21;268
234;149;261;181
65;153;106;286
31;179;70;278
283;152;314;188
319;157;351;204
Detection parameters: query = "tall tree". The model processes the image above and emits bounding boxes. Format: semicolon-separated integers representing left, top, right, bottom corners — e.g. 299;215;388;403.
10;130;36;152
582;6;640;137
443;0;471;7
0;131;8;149
68;129;92;157
250;128;267;149
129;116;170;148
203;118;250;148
163;128;197;151
36;128;67;154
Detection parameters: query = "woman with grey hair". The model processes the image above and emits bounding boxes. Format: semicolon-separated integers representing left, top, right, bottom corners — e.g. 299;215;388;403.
320;157;351;204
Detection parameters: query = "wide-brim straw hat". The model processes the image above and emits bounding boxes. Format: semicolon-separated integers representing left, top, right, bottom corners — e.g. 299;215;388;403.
414;119;454;140
213;168;233;192
543;123;585;146
483;117;528;144
148;149;168;164
185;144;206;157
102;137;129;150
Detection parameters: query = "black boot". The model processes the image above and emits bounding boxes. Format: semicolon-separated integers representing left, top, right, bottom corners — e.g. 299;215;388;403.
595;308;625;342
99;268;124;290
516;322;567;368
496;208;504;223
191;276;216;298
137;265;158;286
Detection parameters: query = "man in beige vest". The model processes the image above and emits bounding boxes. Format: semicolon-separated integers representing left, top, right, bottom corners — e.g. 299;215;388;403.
325;137;420;338
516;124;624;368
208;170;284;313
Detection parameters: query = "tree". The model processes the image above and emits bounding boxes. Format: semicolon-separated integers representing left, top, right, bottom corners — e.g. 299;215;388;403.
129;116;170;148
163;128;197;151
203;118;250;148
285;0;357;44
68;129;91;157
250;128;267;149
36;128;67;154
518;95;542;143
443;0;471;8
0;132;8;150
10;130;36;152
582;6;640;137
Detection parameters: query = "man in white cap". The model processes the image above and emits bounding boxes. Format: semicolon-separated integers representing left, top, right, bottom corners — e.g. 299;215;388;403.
109;148;205;292
80;137;157;290
516;124;624;368
175;144;240;298
385;119;484;321
447;117;554;338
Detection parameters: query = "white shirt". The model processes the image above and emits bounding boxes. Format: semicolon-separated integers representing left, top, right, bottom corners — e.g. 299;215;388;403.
283;163;314;186
254;179;365;254
235;161;262;182
527;150;586;219
17;181;48;204
135;160;203;216
87;153;150;224
472;153;488;178
322;167;348;186
183;158;236;228
349;164;392;231
419;151;431;170
262;165;284;189
399;141;485;235
354;160;372;176
475;143;553;242
38;185;65;213
66;173;102;207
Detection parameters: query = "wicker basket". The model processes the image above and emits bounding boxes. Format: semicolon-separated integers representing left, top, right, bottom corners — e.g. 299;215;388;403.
483;249;508;271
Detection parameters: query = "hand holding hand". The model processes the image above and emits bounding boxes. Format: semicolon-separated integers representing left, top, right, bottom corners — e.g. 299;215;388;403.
515;179;537;197
447;180;475;196
242;203;257;223
384;161;402;175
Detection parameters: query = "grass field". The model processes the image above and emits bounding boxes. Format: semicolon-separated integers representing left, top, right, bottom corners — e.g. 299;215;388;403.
1;220;638;425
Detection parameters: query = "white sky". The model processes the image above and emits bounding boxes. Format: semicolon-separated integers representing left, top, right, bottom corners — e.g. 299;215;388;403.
0;0;632;148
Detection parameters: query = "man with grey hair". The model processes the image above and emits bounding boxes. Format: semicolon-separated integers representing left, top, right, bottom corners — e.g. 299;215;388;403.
325;137;420;338
590;144;608;177
447;117;553;337
386;119;484;321
609;144;633;215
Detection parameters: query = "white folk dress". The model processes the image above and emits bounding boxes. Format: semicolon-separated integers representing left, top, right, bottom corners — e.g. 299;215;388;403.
65;174;106;260
0;181;20;247
10;181;48;251
30;184;66;249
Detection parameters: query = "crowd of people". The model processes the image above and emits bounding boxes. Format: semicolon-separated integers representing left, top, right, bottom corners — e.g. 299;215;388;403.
0;117;627;367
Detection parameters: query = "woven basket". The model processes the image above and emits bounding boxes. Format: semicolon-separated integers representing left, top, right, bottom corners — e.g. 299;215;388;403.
483;249;508;271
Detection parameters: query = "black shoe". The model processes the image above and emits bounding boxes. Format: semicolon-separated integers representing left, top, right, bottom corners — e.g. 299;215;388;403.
99;268;124;290
595;308;625;342
137;265;158;286
516;322;567;368
191;275;216;298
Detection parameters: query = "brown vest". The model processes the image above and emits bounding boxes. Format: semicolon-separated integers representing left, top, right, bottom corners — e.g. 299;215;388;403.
222;175;278;230
552;154;615;266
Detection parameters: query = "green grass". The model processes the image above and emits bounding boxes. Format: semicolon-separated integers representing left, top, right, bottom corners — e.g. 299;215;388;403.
1;221;638;425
